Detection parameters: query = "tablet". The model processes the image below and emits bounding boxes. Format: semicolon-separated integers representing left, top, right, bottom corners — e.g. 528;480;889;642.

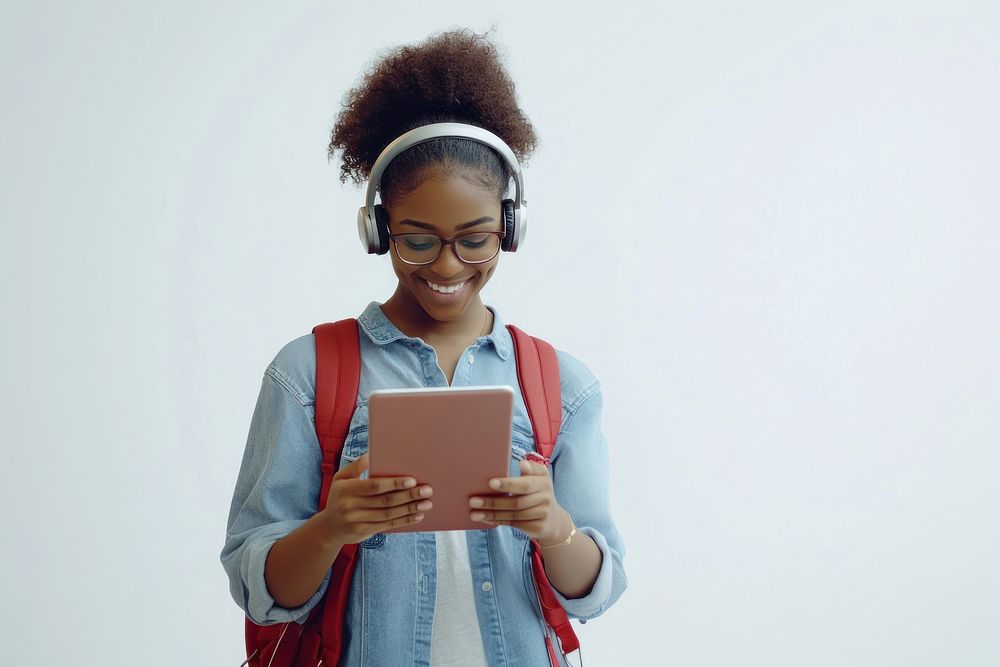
368;385;514;533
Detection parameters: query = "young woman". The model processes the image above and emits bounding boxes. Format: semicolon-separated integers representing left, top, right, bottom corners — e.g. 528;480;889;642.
221;29;627;666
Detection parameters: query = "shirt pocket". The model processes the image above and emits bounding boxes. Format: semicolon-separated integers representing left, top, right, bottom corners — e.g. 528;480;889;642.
340;426;369;468
338;401;370;466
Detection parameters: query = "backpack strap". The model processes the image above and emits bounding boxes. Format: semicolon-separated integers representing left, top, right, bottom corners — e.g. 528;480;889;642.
507;325;582;663
313;319;362;508
312;319;362;666
506;325;562;460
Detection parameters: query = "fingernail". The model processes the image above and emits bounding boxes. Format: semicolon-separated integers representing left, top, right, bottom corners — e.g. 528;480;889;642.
417;501;432;511
419;486;432;497
470;512;486;521
489;479;501;490
469;497;484;508
403;478;416;488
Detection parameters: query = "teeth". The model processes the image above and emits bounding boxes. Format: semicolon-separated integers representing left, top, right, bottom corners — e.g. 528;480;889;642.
425;279;466;294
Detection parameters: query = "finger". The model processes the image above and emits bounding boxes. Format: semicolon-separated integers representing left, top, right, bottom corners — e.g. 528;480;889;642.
471;506;548;523
351;475;422;496
357;484;433;510
334;477;418;504
469;491;547;511
333;452;370;480
348;498;433;523
487;474;546;495
360;510;426;534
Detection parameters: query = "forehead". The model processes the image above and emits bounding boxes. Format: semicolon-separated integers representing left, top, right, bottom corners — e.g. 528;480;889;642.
387;172;499;228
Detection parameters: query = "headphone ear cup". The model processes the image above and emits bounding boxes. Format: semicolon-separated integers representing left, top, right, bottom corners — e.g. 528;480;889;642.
500;199;516;252
374;204;390;255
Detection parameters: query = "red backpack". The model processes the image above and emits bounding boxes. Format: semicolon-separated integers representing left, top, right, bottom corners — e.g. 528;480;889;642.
241;318;580;667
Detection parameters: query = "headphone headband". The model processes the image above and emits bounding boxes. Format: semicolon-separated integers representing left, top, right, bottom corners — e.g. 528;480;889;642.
364;122;526;214
358;122;528;254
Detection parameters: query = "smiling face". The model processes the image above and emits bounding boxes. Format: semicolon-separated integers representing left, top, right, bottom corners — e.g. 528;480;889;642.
383;169;504;325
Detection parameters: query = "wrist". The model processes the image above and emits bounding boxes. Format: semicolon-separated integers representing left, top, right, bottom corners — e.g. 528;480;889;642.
539;507;575;548
315;509;348;552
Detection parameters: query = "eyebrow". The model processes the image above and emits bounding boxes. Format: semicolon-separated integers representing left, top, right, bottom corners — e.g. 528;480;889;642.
398;216;495;231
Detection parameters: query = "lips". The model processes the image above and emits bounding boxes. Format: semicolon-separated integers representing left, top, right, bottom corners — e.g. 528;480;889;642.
419;277;472;299
425;278;466;291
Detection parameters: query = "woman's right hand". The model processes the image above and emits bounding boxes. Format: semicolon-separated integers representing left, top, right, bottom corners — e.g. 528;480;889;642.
319;452;432;544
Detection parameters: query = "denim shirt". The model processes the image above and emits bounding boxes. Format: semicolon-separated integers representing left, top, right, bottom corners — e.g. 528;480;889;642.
220;301;628;666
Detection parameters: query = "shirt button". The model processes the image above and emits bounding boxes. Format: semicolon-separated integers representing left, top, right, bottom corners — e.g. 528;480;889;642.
481;581;492;592
468;354;475;364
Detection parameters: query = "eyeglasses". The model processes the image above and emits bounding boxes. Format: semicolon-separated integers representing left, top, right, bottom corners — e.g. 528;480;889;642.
388;230;505;265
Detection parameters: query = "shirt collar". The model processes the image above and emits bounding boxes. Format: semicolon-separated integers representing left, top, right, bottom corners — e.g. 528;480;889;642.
358;301;512;361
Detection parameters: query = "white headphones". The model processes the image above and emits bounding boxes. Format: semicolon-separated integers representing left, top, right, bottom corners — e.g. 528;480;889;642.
357;122;528;255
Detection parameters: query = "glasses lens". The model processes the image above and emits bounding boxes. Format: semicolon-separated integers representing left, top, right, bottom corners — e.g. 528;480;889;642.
395;234;441;264
455;233;501;263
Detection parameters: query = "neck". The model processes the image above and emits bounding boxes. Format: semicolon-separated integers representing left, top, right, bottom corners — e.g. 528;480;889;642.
381;284;491;345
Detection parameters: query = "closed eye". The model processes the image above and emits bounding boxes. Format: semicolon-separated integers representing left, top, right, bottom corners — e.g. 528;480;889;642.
458;233;491;249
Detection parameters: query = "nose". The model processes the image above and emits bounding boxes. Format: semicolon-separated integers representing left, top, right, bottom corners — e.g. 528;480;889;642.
429;241;465;278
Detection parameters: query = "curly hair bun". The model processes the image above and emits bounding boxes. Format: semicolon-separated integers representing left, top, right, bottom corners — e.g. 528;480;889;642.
329;28;537;202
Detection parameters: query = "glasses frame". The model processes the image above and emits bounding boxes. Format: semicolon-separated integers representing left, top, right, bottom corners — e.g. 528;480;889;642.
388;229;507;266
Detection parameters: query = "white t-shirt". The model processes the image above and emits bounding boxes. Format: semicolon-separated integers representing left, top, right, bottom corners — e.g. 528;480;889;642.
429;530;489;666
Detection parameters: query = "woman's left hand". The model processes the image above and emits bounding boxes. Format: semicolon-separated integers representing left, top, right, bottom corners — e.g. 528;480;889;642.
469;458;573;545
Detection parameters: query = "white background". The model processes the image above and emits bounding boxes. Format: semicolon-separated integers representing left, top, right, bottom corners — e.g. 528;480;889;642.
1;1;998;665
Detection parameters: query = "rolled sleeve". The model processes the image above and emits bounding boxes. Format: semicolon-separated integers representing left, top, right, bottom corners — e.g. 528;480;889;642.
547;380;628;622
548;526;619;620
238;520;332;624
220;364;328;625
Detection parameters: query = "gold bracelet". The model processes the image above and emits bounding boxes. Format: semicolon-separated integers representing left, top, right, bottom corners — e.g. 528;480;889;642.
539;513;577;549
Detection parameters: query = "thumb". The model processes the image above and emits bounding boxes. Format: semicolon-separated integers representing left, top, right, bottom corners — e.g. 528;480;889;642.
334;452;369;480
519;458;548;476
